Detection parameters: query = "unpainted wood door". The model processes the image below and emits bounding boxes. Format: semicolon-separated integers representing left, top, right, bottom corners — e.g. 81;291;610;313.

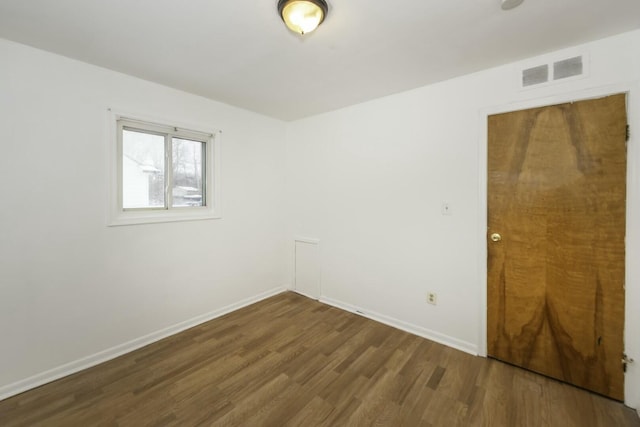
487;94;627;400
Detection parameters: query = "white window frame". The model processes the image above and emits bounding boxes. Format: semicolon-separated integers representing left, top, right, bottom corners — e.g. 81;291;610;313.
107;109;221;226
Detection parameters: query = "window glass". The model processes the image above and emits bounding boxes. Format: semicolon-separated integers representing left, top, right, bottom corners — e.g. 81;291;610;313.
172;138;205;207
122;129;165;209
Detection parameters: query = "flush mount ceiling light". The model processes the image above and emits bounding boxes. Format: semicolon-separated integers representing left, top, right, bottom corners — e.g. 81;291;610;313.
278;0;328;35
501;0;524;10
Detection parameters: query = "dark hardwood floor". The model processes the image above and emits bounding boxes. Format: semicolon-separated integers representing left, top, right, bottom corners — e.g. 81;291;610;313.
1;292;638;426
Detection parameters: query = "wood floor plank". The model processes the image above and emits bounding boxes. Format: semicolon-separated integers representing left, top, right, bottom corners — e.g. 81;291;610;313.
0;291;638;427
283;396;333;427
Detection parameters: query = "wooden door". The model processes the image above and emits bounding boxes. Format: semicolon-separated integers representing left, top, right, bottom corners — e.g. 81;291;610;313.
487;94;627;400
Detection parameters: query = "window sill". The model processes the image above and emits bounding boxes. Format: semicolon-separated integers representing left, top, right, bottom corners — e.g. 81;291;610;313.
107;207;221;226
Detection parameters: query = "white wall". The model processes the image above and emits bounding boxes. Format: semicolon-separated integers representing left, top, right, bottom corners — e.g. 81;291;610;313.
285;30;640;408
0;39;288;396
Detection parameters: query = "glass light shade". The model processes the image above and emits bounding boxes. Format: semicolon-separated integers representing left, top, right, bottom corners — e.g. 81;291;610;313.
280;0;326;35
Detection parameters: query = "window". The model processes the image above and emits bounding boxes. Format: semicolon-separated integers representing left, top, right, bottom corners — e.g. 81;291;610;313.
108;112;220;226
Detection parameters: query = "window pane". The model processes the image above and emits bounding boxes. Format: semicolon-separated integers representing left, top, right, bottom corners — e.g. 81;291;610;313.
122;129;165;209
172;138;205;207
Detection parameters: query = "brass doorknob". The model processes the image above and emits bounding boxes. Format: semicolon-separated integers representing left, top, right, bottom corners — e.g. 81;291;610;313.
490;233;502;242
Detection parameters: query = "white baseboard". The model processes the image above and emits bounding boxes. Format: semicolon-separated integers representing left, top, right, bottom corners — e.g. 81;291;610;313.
0;286;287;402
292;289;320;300
320;296;478;356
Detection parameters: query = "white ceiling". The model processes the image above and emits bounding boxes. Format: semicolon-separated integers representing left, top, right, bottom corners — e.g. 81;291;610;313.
1;0;639;121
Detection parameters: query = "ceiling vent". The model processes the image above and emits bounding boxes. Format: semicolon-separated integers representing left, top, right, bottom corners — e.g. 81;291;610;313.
521;55;585;88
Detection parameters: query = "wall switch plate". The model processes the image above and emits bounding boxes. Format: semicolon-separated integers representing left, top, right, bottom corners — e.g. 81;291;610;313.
441;202;452;216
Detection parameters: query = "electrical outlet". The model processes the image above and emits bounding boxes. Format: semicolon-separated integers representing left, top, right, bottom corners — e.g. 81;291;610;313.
427;292;437;305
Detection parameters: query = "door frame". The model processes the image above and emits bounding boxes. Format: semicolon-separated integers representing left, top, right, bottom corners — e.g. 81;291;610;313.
476;82;640;404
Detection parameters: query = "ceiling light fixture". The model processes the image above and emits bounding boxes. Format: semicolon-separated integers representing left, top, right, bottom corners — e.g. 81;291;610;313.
278;0;328;35
501;0;524;10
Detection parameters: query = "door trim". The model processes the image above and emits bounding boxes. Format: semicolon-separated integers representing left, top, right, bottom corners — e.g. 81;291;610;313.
477;82;639;405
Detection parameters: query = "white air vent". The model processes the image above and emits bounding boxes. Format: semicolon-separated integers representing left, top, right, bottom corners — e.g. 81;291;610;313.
522;65;549;87
553;56;583;80
520;54;586;89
